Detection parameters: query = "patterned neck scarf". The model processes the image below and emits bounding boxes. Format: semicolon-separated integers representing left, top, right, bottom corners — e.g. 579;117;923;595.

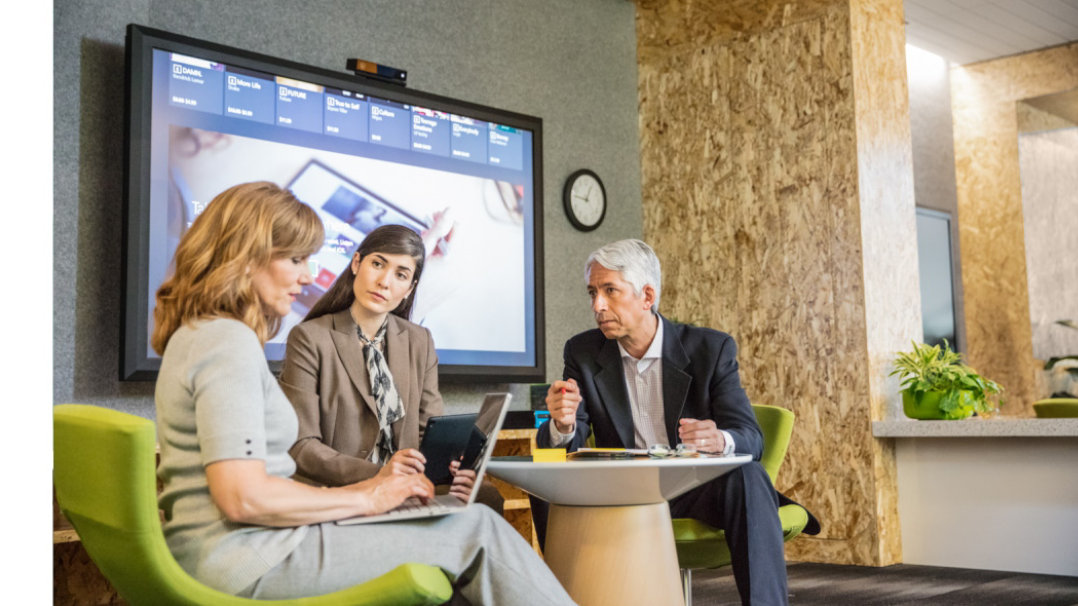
357;320;404;464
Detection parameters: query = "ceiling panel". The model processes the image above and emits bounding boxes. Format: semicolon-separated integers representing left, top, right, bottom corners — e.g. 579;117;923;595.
1018;4;1078;38
905;0;1078;65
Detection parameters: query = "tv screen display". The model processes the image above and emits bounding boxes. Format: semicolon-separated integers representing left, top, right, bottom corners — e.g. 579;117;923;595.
915;207;958;351
122;24;544;383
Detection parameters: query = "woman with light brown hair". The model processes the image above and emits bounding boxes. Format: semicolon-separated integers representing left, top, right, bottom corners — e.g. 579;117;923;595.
152;181;571;603
152;181;322;353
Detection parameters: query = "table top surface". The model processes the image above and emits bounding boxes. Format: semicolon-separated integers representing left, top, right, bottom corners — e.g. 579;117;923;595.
487;454;751;506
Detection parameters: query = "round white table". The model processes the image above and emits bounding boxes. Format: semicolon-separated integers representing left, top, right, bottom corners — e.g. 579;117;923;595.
487;454;751;606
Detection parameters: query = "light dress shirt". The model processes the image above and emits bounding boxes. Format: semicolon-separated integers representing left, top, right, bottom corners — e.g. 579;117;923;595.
549;314;735;454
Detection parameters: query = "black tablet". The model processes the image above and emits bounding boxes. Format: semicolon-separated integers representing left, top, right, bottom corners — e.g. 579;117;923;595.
419;413;478;485
459;425;488;471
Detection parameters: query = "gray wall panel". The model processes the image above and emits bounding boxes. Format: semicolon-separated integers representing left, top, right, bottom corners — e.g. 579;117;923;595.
906;45;967;353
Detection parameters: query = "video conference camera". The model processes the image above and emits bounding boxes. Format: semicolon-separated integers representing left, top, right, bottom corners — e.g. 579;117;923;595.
346;58;407;86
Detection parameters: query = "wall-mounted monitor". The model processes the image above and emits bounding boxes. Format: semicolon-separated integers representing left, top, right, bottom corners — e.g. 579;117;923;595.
915;207;960;351
122;24;544;383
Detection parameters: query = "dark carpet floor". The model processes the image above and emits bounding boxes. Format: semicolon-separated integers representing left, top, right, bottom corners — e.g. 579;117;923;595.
691;562;1078;605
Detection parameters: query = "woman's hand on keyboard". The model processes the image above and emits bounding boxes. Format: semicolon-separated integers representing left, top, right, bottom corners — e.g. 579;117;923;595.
356;472;435;514
378;448;426;478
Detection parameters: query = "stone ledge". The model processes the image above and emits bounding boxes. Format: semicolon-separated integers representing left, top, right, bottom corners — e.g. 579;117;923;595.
872;417;1078;438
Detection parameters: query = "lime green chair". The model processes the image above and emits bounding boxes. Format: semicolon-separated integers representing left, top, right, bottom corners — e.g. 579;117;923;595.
672;404;810;606
53;404;453;605
1033;398;1078;418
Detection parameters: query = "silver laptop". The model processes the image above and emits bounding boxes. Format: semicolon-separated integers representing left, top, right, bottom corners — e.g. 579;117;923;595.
336;393;511;525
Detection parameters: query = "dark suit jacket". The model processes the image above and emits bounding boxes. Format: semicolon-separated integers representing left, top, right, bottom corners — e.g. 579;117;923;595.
537;314;820;534
279;309;443;486
537;314;761;456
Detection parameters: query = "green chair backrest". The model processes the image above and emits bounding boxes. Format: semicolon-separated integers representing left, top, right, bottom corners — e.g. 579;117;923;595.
671;404;803;573
53;404;195;603
53;404;451;606
751;404;794;484
584;404;794;471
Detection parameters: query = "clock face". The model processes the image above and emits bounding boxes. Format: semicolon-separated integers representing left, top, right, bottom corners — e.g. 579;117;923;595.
565;170;606;231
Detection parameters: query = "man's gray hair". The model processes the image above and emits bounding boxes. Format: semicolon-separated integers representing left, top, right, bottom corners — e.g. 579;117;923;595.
585;239;662;312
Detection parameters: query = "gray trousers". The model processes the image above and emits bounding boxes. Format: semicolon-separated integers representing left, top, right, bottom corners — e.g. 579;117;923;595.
242;505;574;605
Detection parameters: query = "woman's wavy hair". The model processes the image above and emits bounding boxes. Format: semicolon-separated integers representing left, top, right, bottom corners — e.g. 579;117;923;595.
151;181;324;354
304;224;426;323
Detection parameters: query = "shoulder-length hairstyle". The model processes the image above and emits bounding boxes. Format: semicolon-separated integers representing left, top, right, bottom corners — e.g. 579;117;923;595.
304;224;426;323
151;181;325;354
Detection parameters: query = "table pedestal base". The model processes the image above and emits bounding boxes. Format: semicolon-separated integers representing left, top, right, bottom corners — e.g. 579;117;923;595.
544;501;684;606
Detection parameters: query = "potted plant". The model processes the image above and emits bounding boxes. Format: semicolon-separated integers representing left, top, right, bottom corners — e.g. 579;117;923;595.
890;341;1003;420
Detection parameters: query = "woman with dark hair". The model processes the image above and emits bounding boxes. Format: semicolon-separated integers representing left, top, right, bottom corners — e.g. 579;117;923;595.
153;183;571;603
304;224;427;324
280;225;501;510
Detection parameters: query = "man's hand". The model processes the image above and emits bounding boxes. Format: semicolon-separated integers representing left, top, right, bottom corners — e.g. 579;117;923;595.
376;448;426;478
678;418;725;454
546;379;581;434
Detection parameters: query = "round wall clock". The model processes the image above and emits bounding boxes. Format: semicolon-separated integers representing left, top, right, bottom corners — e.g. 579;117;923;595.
563;169;606;232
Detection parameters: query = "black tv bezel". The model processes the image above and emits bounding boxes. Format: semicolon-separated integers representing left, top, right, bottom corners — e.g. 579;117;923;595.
121;24;545;384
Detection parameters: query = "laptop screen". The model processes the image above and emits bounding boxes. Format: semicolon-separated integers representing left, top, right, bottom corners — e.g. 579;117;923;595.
459;393;512;505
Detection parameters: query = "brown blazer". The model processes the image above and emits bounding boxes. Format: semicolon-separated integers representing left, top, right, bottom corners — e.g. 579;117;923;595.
279;309;443;486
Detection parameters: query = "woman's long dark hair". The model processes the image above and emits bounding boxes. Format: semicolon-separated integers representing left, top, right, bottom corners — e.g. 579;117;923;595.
304;224;426;323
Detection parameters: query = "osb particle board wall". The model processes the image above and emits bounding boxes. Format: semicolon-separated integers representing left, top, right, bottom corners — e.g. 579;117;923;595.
950;42;1078;415
636;0;919;566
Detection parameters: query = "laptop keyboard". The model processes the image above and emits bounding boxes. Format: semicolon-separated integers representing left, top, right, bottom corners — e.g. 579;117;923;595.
386;497;456;517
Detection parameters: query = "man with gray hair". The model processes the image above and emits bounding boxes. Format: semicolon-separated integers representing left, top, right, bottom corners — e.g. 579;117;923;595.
536;238;819;605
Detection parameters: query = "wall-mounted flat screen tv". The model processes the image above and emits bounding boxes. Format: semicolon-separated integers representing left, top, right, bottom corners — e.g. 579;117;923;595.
122;24;544;383
915;207;959;351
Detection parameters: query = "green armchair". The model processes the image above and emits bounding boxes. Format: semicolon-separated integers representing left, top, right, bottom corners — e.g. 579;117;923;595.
53;404;453;605
671;404;810;605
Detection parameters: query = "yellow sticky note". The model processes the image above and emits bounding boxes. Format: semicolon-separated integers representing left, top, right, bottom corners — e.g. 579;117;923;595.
532;448;567;463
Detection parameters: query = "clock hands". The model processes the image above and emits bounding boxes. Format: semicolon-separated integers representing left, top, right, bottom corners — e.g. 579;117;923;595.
574;182;599;205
